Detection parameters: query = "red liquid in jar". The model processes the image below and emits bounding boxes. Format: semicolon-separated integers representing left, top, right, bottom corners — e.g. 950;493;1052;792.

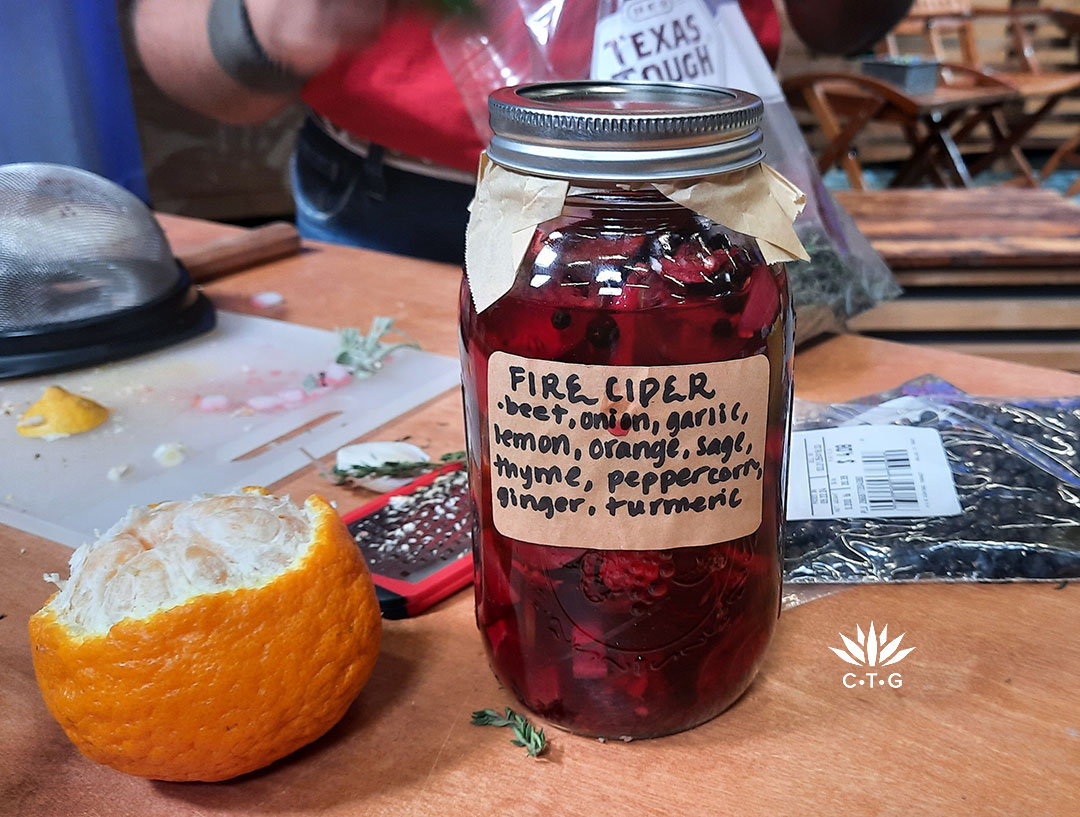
460;195;793;738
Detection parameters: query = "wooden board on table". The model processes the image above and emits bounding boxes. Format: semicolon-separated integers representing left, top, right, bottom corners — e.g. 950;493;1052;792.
833;336;1080;372
846;288;1080;371
836;187;1080;371
848;294;1080;331
892;267;1080;286
835;188;1080;269
925;339;1080;371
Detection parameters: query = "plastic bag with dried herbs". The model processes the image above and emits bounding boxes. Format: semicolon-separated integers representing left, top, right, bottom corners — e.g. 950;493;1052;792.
785;375;1080;583
433;0;900;343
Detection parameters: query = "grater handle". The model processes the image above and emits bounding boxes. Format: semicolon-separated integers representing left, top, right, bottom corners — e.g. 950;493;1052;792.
180;221;302;283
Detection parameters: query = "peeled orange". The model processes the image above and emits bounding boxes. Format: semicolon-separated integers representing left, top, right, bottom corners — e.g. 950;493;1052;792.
29;489;381;782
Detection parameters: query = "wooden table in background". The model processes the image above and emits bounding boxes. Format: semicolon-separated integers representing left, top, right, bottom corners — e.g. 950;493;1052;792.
784;71;1025;189
2;216;1079;816
837;188;1080;371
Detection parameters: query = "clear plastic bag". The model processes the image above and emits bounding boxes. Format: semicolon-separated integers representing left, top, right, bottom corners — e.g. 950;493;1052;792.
434;0;900;342
785;376;1080;583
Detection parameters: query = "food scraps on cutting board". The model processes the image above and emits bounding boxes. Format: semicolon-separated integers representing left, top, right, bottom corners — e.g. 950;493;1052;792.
16;386;110;440
194;317;419;414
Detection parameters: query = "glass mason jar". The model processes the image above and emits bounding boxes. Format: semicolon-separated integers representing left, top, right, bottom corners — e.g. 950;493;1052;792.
460;82;794;739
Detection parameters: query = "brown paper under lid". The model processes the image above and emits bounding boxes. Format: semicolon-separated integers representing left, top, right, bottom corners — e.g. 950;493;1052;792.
654;164;809;266
464;155;569;315
464;154;808;313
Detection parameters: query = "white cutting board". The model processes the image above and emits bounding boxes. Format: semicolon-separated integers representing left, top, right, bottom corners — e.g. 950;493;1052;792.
0;311;461;548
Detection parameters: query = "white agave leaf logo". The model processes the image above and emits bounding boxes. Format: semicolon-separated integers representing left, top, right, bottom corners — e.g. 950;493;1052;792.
829;622;915;667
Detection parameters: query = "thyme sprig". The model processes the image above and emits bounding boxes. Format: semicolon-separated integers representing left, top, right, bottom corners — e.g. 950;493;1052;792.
330;451;466;486
471;707;548;758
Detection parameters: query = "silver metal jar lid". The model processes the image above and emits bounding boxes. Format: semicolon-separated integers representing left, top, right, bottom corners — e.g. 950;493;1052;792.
487;81;764;182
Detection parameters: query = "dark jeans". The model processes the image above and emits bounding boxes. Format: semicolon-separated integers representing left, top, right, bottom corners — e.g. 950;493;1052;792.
290;118;473;264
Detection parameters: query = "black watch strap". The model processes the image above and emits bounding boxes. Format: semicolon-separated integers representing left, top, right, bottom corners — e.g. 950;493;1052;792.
207;0;310;95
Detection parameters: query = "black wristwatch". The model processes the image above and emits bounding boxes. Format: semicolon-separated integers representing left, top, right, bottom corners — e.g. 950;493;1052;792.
207;0;310;95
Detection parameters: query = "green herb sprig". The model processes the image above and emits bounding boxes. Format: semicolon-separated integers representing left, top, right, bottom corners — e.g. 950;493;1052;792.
330;451;466;486
335;317;420;375
471;707;548;758
303;316;420;392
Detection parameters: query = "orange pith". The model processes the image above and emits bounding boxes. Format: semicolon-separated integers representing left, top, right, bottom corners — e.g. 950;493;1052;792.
29;493;381;782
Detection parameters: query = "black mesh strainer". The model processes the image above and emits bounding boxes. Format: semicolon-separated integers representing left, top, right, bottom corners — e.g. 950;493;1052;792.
0;163;215;379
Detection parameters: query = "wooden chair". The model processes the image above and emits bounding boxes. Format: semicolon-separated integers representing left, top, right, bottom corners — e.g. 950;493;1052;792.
1039;9;1080;196
881;0;1080;184
783;66;1021;190
1041;130;1080;197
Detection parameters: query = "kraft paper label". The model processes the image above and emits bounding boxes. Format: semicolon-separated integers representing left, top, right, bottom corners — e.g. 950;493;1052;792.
486;352;770;549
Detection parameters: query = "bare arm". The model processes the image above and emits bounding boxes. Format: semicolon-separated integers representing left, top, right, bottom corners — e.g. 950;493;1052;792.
131;0;385;125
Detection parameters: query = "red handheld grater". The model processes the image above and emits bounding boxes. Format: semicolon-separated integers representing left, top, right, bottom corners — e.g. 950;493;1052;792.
341;463;474;619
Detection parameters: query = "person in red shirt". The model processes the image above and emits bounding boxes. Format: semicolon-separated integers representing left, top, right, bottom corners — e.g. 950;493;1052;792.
132;0;780;262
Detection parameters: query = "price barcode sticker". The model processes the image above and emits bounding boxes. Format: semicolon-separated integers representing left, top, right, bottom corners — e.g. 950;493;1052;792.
786;426;961;520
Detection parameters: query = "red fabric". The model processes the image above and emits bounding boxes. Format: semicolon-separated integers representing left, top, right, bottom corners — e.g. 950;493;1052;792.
740;0;781;67
303;4;782;175
302;12;485;175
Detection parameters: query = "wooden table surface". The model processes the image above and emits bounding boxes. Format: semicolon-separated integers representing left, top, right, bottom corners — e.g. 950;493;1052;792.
833;188;1080;372
3;216;1079;816
834;188;1080;272
812;79;1019;118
